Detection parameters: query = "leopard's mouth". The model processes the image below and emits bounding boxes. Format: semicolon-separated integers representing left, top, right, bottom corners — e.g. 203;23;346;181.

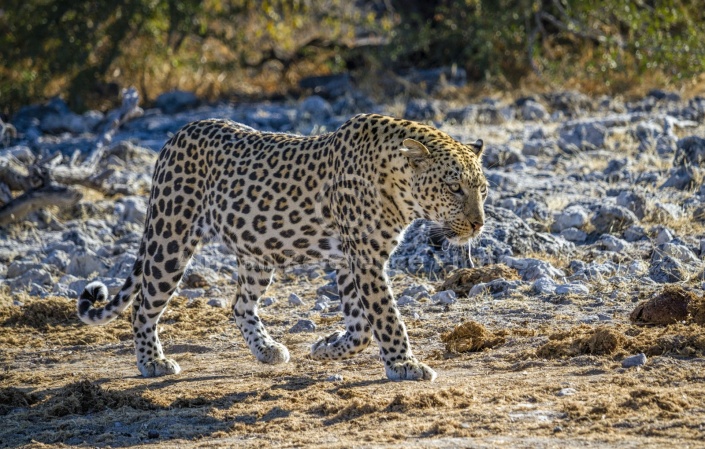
430;222;480;246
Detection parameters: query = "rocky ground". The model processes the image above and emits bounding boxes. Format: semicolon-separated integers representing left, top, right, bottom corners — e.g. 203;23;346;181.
1;76;705;448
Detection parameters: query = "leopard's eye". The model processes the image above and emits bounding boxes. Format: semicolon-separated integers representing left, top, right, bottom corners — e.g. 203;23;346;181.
480;184;488;199
448;183;463;194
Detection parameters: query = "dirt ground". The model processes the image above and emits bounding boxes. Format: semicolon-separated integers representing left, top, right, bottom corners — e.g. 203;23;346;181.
2;270;705;449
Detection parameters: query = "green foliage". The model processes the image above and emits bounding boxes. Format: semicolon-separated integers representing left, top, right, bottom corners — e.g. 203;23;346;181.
1;0;704;115
385;0;705;88
0;0;364;114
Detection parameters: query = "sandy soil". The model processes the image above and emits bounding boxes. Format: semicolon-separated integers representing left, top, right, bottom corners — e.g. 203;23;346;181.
2;269;705;449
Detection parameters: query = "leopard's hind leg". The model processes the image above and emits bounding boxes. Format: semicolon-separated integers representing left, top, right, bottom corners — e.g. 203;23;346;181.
131;222;201;377
310;263;372;360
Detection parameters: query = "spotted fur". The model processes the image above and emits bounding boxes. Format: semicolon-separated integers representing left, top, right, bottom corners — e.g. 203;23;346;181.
77;113;487;381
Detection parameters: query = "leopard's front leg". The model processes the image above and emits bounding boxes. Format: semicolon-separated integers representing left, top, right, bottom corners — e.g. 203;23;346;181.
350;257;436;382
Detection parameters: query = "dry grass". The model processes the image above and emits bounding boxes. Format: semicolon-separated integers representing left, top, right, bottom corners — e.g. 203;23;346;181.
2;292;705;447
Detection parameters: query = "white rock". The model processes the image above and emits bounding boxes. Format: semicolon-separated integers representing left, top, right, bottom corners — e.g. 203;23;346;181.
431;289;457;304
288;293;305;306
532;276;557;295
207;298;228;308
560;227;587;243
503;256;565;281
622;353;647;368
289;319;316;333
179;288;206;299
261;297;276;307
551;206;588;233
557;388;576;397
598;234;629;252
396;295;418;307
555;283;589;295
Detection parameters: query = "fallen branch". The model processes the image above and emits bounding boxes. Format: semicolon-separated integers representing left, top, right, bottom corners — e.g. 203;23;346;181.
0;87;143;225
0;184;82;226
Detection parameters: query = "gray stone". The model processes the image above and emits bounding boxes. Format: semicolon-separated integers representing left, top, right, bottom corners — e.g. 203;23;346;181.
117;196;147;225
401;284;431;299
522;139;555;157
396;295;419;307
431;290;457;305
558;121;607;153
616;190;648;219
316;282;339;301
106;253;138;279
560;227;587;243
555;283;589;295
674;135;705;167
661;166;703;191
406;66;467;90
693;205;705;223
66;250;109;278
557;388;577;397
570;261;620;281
482;144;524;168
651;202;683;221
502;256;565;281
261;297;276;307
621;353;647;368
597;235;628;252
551;206;588;232
657;243;700;265
649;255;686;283
289;319;316;333
623;225;647;242
155;90;199;114
179;288;206;300
520;100;548;121
475;104;508;125
298;95;333;122
40;109;88;134
627;260;648;276
42;250;71;272
6;261;46;279
532;276;557;295
6;268;53;292
592;205;638;235
404;99;442;121
326;374;344;382
207;298;228;308
288;293;305;306
312;297;330;311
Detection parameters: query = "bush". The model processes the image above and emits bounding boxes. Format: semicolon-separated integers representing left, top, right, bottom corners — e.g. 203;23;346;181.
1;0;704;115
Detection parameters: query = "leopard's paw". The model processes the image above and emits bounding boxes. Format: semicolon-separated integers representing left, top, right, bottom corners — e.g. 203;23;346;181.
138;358;181;377
255;341;290;364
385;358;437;382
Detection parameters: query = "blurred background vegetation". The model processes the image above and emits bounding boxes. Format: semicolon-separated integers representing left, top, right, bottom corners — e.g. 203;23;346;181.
2;0;705;115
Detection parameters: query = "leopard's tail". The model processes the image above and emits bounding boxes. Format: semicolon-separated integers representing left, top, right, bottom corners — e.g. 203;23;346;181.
77;256;143;325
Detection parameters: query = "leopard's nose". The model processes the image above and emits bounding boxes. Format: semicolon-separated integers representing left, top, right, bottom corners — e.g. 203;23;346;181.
470;220;484;232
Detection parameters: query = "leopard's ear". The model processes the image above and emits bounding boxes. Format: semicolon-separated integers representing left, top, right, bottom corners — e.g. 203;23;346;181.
401;138;431;168
468;139;484;157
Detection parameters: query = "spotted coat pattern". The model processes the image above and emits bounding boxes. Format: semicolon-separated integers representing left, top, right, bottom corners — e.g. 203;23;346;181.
77;113;487;381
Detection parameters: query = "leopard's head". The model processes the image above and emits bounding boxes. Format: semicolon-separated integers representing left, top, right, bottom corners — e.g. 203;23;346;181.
401;135;488;244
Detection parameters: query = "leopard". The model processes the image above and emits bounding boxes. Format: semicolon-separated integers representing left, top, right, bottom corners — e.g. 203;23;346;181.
77;113;487;382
